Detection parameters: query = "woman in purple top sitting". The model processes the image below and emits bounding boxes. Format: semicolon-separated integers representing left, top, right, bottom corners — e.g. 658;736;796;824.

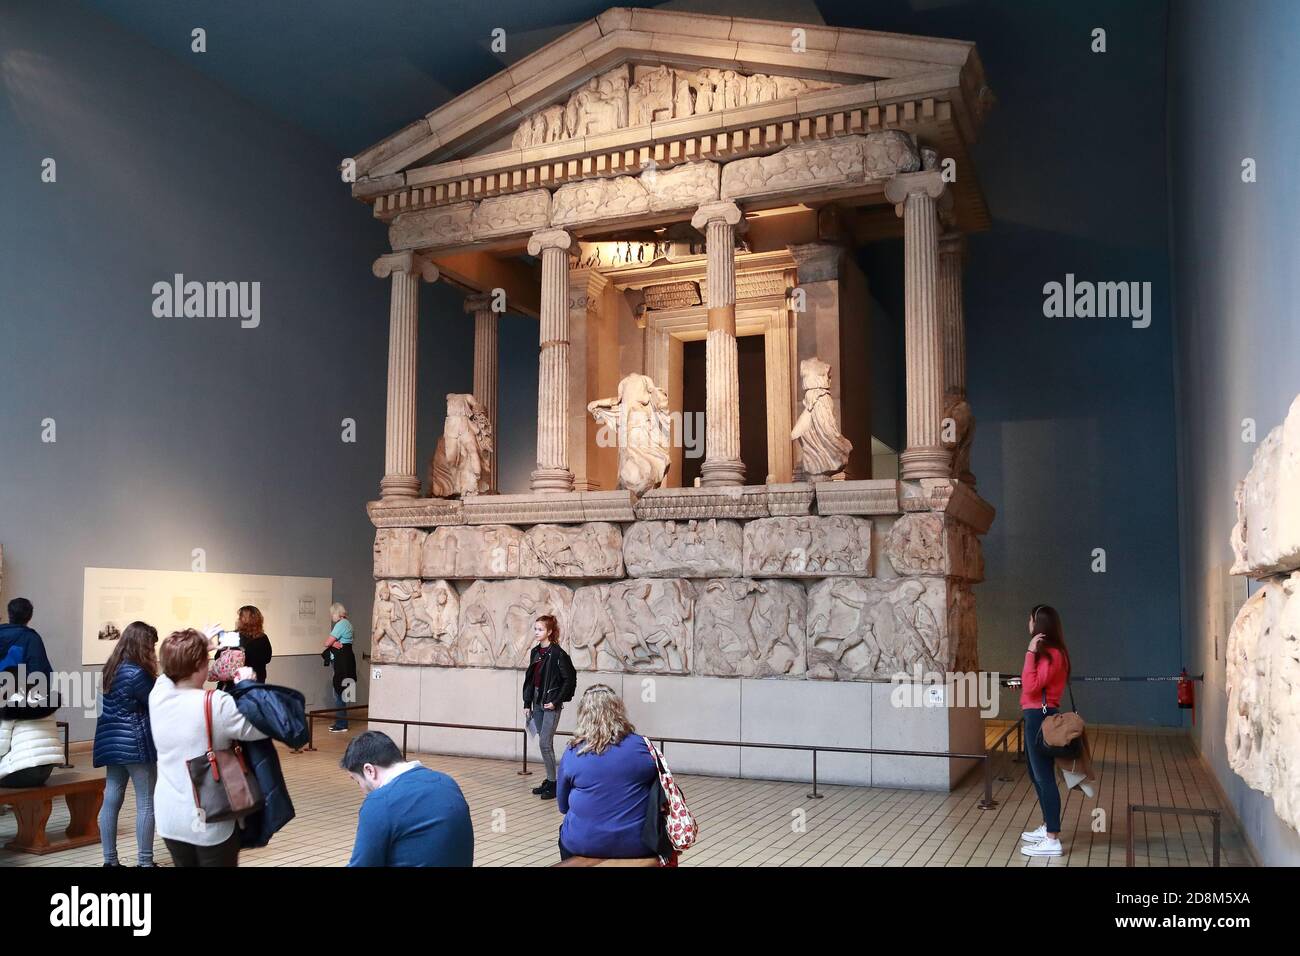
556;684;659;860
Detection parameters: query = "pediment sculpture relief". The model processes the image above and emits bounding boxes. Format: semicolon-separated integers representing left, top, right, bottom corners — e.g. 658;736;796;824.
511;63;838;149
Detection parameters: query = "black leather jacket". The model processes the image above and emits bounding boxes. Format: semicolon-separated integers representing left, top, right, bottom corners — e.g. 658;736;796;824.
521;643;576;709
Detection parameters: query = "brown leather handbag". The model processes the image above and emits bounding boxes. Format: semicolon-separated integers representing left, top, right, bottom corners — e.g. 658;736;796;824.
1039;685;1085;758
186;690;263;823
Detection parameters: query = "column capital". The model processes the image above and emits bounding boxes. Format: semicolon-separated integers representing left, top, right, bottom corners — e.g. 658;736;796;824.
788;242;845;283
884;170;947;211
372;251;439;282
463;291;497;315
527;228;572;257
568;268;609;313
691;200;743;231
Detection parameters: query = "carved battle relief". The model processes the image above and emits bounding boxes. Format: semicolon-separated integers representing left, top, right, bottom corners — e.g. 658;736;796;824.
455;579;573;668
1231;393;1300;577
721;132;919;202
569;579;693;674
743;515;872;577
388;201;474;251
644;161;720;212
511;63;837;148
1225;570;1300;832
693;578;806;678
421;524;522;579
373;528;427;578
471;189;551;240
371;579;459;666
623;519;743;577
520;523;624;578
551;176;650;226
885;512;983;582
806;577;950;680
948;584;979;674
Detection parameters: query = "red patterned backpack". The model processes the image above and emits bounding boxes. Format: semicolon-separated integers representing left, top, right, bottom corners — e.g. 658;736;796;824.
643;737;698;852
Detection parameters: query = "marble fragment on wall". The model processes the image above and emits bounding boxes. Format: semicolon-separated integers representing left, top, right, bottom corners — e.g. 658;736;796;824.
421;524;522;578
622;519;743;577
1224;570;1300;831
1232;394;1300;577
551;176;650;226
519;522;624;578
720;131;920;202
371;579;459;666
455;579;573;668
885;512;984;582
569;579;693;673
743;515;872;577
388;201;474;251
693;578;806;678
806;577;950;680
373;528;427;578
471;189;551;240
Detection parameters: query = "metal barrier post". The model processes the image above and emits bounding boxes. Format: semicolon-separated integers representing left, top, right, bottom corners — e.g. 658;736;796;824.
977;756;997;809
56;720;74;769
1212;814;1221;868
306;712;316;752
806;749;823;800
1015;718;1024;764
518;730;531;776
1126;804;1136;867
401;723;409;760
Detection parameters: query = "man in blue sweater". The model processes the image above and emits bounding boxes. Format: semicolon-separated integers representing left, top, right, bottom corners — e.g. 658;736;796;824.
342;731;474;867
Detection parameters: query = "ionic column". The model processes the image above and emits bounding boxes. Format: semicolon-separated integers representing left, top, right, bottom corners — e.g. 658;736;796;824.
691;201;745;487
885;171;952;480
938;233;967;399
464;292;499;493
373;251;439;499
527;229;575;493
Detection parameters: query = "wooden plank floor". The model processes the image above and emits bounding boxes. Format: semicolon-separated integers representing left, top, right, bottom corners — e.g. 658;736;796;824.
0;723;1252;867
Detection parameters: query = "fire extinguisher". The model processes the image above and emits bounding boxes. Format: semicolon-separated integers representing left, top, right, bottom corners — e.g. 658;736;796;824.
1177;668;1195;725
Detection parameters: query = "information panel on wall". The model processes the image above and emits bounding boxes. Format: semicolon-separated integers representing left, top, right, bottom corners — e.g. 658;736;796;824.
82;567;333;666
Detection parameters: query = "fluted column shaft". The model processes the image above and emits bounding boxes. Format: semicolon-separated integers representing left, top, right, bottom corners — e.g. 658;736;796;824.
939;234;966;399
692;201;746;487
885;172;952;480
374;252;438;499
466;293;499;492
528;229;575;493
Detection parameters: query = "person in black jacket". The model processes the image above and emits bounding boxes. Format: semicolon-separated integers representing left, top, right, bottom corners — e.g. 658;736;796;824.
521;614;576;800
233;605;273;683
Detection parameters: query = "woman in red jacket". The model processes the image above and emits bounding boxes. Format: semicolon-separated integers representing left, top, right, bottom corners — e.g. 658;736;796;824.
1020;604;1070;858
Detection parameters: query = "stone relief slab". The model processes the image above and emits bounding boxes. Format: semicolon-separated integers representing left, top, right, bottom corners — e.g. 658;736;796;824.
806;577;950;680
551;176;649;226
421;524;522;578
569;579;693;674
644;161;720;212
948;583;979;674
693;578;806;678
388;201;474;251
373;528;427;578
520;522;624;579
623;519;743;577
720;132;919;202
743;515;872;577
371;579;459;666
1225;570;1300;832
885;512;983;582
455;579;573;668
1231;393;1300;577
470;189;551;240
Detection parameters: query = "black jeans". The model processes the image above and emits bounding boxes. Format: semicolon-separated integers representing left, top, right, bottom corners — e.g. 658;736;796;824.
0;764;54;788
1022;707;1062;833
164;829;241;867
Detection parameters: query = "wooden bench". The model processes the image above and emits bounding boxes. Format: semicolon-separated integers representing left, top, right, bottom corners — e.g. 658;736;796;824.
553;855;663;867
0;771;105;855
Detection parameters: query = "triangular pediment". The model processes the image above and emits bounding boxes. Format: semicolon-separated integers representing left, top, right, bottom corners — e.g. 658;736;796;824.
352;7;989;179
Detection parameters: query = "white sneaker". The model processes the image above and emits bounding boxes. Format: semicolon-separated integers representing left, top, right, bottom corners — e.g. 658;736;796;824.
1020;825;1046;842
1020;836;1063;858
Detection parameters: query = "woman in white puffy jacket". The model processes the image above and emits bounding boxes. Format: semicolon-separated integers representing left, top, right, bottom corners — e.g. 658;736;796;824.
0;716;63;788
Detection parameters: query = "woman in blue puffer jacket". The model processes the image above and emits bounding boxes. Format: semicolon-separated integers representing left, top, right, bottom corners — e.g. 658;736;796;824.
93;622;159;867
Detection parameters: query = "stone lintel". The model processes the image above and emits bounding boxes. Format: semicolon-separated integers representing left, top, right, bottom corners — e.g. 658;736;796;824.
814;479;900;516
634;484;773;521
368;497;465;529
463;490;637;525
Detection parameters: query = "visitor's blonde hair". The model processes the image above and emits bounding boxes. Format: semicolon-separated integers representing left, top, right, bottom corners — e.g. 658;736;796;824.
569;684;637;756
330;602;348;620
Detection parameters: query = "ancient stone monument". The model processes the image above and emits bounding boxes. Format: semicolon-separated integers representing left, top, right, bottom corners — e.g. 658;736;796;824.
348;8;997;787
1225;394;1300;831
